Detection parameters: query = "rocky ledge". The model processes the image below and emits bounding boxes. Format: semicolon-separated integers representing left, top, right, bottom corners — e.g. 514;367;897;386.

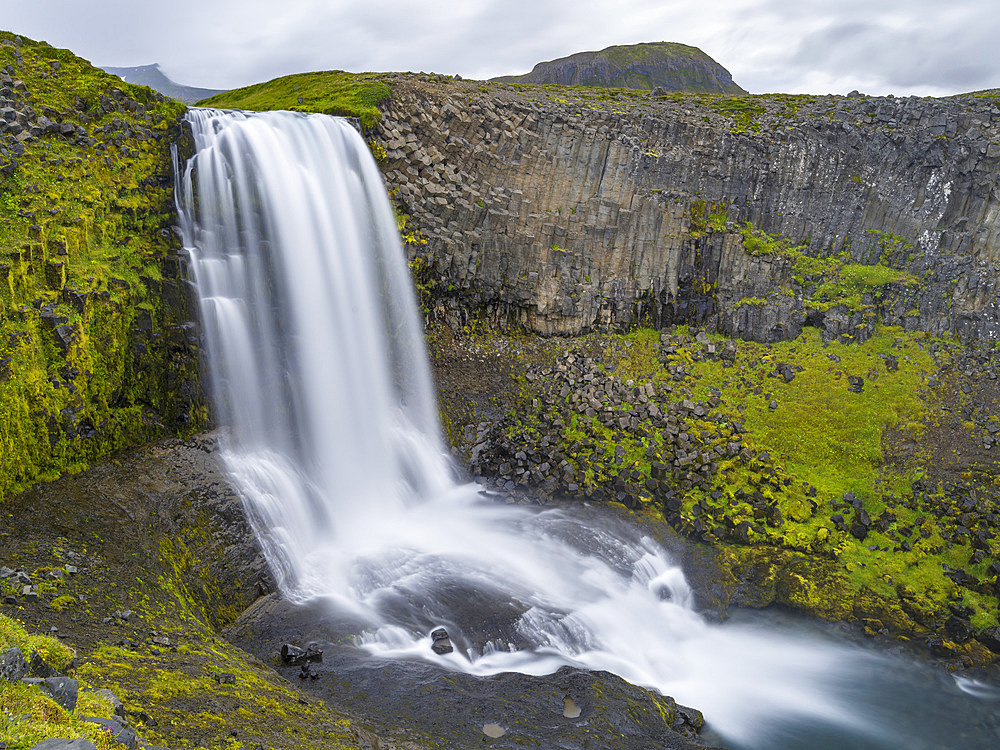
0;435;726;749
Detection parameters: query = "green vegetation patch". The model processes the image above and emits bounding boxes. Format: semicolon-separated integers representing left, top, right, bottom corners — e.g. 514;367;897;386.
198;71;392;129
709;96;766;134
0;32;205;501
448;323;1000;658
79;632;359;750
0;613;123;750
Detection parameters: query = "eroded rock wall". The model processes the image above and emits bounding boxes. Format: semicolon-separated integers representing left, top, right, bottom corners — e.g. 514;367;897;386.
375;77;1000;342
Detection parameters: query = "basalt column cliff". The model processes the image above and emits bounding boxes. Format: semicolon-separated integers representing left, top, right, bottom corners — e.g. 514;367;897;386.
375;77;1000;343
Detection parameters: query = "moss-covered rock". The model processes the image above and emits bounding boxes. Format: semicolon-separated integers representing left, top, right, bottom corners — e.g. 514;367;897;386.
0;31;206;501
0;434;396;749
433;323;1000;664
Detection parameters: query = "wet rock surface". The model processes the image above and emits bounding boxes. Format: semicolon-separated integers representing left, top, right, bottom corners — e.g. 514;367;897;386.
0;433;268;646
228;594;724;750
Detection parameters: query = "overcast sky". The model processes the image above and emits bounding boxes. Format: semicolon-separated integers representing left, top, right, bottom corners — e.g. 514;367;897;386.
3;0;999;96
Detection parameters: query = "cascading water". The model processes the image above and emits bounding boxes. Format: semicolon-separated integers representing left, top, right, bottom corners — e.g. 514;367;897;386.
177;108;1000;749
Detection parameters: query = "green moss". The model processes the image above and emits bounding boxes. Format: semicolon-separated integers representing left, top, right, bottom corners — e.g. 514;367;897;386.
0;32;205;502
79;623;360;749
0;613;125;750
466;322;1000;649
198;71;391;129
709;96;766;134
739;221;802;256
0;612;76;670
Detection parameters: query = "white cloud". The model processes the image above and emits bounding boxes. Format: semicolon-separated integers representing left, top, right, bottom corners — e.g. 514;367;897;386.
2;0;999;95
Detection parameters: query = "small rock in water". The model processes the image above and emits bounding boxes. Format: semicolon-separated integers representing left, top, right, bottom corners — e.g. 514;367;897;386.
430;627;454;655
482;723;506;738
562;696;582;719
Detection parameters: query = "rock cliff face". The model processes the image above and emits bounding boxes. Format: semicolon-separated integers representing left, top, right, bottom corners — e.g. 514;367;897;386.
375;77;1000;343
0;32;205;499
493;41;745;95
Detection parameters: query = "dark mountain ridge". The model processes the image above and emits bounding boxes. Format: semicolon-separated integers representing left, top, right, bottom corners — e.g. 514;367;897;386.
101;62;225;104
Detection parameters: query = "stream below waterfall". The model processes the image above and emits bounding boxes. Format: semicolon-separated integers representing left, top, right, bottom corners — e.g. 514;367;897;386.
177;107;1000;749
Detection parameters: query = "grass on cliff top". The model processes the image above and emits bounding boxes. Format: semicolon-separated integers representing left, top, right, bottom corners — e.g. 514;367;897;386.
0;613;123;750
197;71;391;128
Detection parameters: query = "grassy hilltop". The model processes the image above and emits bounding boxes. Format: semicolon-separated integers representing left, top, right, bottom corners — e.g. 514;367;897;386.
493;41;747;94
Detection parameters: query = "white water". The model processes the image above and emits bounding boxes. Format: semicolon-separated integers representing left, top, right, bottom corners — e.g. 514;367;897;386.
177;109;997;749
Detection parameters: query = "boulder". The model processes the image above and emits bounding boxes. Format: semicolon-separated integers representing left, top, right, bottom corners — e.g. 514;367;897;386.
430;627;454;655
81;717;138;750
29;652;57;677
0;647;28;682
22;676;79;711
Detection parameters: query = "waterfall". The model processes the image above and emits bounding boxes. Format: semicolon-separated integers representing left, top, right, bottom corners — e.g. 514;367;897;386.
177;109;997;750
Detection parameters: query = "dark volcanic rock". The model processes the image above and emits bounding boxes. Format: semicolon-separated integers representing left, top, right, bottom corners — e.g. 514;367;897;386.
81;718;138;750
0;647;28;683
231;594;718;749
29;741;98;750
377;77;1000;343
22;676;78;711
28;652;57;678
430;627;454;654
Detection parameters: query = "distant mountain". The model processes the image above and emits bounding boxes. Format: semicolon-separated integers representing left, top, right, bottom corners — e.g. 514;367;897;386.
100;63;225;104
493;42;745;94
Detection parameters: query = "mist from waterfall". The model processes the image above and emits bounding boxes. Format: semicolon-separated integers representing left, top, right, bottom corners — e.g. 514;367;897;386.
177;108;999;749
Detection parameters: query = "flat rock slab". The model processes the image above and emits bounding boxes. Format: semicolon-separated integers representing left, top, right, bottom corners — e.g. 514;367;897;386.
228;594;723;750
